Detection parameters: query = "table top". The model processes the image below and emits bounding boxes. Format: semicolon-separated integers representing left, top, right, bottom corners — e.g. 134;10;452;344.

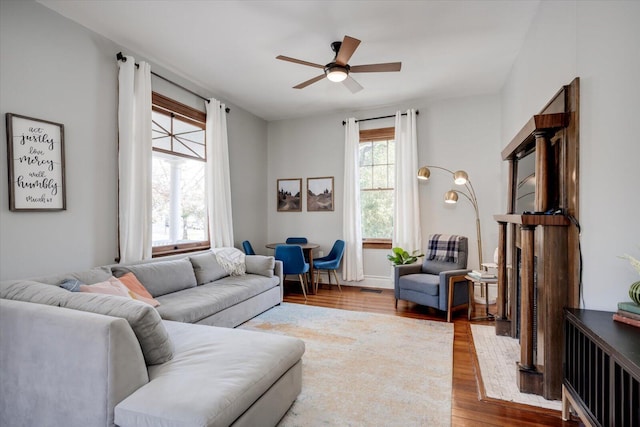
265;242;320;250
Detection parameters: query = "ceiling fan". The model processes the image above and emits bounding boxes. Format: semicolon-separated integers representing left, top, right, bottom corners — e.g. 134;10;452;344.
276;35;401;93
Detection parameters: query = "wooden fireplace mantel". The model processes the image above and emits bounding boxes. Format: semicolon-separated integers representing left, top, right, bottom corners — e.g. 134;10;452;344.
501;112;568;161
493;78;579;400
493;214;569;227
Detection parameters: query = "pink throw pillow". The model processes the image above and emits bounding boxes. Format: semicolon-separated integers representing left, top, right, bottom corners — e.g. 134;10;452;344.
79;277;132;297
117;272;160;307
80;276;159;307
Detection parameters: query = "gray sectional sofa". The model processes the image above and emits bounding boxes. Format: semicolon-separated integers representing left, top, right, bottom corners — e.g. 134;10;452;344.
0;250;305;427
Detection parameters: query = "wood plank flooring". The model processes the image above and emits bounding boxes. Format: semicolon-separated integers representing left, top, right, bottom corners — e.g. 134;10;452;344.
282;282;580;427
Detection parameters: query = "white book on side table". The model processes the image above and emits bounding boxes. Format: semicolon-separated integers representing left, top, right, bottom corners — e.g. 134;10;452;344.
469;270;497;280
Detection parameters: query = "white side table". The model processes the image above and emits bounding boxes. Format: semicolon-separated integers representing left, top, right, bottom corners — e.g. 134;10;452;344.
465;274;498;321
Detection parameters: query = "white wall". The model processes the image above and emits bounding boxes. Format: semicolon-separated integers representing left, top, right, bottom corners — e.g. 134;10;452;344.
417;95;502;271
267;94;502;288
0;1;119;279
0;1;268;280
501;0;640;310
267;112;345;254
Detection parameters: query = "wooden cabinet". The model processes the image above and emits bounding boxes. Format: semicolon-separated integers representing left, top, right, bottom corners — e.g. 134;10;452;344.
563;309;640;427
494;78;580;399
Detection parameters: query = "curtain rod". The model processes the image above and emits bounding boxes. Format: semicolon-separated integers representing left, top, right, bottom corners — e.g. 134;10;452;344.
116;52;230;113
341;110;419;126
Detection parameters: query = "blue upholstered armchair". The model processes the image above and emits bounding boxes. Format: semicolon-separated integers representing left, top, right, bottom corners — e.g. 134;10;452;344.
394;235;470;322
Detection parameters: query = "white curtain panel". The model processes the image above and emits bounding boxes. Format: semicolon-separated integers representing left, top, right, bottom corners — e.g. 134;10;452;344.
205;99;234;247
342;118;364;281
393;109;422;252
117;56;152;263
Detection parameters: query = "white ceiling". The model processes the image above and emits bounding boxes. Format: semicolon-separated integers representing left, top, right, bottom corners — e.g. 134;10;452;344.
38;0;540;122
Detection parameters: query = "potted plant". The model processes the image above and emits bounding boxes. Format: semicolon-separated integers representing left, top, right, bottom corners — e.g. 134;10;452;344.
387;247;424;265
621;251;640;304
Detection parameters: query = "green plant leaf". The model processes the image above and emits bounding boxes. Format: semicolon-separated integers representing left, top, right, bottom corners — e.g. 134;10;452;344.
388;246;425;265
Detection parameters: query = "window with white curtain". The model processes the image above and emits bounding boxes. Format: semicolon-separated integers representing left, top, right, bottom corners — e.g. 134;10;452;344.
151;92;209;256
359;127;395;248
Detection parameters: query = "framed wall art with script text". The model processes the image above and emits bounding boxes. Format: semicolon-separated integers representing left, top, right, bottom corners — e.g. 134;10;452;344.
6;113;66;211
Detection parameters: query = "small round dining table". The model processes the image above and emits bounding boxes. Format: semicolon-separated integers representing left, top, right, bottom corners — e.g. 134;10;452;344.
265;242;320;294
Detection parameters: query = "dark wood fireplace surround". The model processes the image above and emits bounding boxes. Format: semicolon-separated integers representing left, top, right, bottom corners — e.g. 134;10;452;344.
494;78;580;400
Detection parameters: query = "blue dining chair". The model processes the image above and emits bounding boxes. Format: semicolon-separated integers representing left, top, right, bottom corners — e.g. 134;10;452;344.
286;237;309;261
275;244;309;300
242;240;255;255
285;237;308;244
313;240;345;293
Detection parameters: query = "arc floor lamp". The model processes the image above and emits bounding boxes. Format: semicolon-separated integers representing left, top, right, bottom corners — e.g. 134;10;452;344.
417;165;483;268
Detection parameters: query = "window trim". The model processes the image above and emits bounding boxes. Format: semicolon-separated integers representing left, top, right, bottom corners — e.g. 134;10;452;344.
362;239;392;250
359;127;395;249
151;92;210;257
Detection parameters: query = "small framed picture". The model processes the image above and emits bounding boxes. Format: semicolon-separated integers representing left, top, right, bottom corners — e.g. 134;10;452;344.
307;176;334;212
277;178;302;212
6;113;66;211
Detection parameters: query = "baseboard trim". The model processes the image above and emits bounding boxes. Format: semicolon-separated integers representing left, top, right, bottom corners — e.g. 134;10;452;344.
340;275;393;290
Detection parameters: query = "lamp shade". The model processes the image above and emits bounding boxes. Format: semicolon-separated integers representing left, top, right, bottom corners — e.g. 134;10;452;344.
444;190;458;204
417;166;431;180
453;170;469;185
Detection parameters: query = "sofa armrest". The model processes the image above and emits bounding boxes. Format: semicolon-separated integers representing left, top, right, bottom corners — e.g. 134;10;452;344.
274;260;284;301
393;263;422;281
0;299;149;427
438;269;471;312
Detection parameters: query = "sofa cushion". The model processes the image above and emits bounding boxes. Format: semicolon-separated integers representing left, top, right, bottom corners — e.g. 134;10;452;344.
154;275;279;324
28;266;114;286
112;258;197;297
398;273;440;296
189;252;228;285
62;292;174;365
0;280;70;306
245;255;275;278
115;320;305;427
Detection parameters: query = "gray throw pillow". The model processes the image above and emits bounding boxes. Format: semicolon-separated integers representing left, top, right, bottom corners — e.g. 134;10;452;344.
189;252;229;285
245;255;275;278
63;292;174;365
112;258;197;297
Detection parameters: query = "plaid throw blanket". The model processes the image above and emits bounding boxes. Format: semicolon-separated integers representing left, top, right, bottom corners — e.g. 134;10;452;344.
427;234;461;263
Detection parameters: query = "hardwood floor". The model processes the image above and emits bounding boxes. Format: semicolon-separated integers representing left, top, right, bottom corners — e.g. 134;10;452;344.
282;283;580;427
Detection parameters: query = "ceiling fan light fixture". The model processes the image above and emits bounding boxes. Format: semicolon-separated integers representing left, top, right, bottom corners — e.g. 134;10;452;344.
325;64;348;82
278;35;401;91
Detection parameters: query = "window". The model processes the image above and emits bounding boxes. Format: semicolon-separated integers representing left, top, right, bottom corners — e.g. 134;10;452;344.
359;127;395;248
151;92;209;256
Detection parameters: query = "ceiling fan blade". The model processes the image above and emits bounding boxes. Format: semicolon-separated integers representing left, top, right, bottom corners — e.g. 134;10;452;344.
335;35;361;66
293;74;326;89
350;62;402;73
276;55;324;69
343;76;363;94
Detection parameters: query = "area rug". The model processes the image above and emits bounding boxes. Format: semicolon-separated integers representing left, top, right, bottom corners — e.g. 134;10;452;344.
470;324;562;411
239;303;454;427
